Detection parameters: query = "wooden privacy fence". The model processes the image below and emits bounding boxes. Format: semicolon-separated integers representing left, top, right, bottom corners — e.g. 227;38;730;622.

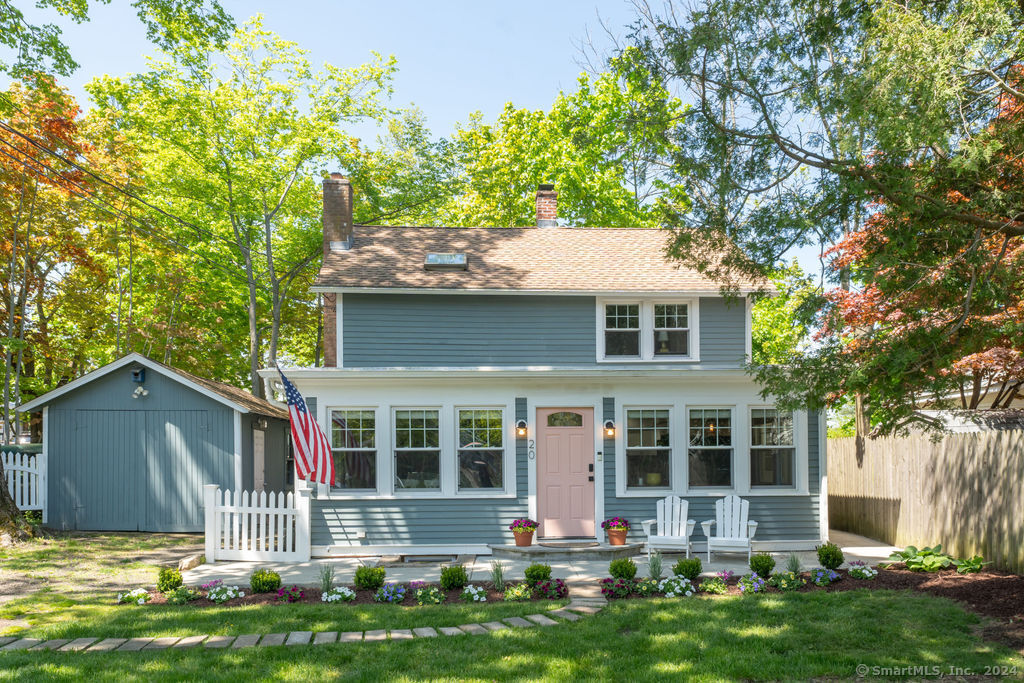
204;483;311;562
829;430;1024;573
2;447;46;522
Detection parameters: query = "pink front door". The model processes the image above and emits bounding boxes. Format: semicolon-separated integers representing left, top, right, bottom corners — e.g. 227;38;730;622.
537;407;595;538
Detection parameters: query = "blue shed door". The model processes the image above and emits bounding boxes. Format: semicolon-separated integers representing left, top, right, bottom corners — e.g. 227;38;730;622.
72;410;146;531
145;410;211;532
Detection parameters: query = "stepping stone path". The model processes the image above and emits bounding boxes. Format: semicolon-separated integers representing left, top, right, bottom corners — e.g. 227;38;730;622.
0;582;606;655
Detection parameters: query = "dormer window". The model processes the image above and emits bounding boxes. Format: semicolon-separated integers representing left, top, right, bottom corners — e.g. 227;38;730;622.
598;299;698;362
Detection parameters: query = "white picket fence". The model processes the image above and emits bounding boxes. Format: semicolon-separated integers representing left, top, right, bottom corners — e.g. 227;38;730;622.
2;449;46;522
203;483;311;562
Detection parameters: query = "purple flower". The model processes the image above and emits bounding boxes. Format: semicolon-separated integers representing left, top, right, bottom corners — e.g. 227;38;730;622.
409;580;427;590
601;517;631;530
201;579;223;591
509;518;539;533
716;570;735;581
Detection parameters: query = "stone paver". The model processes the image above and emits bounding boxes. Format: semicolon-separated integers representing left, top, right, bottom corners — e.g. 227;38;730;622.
87;638;127;652
116;637;154;652
481;621;508;631
30;639;70;651
2;638;40;651
458;623;488;635
173;635;207;649
412;627;438;638
59;638;98;652
0;637;17;648
142;637;180;650
364;629;387;642
566;605;602;615
338;631;363;643
526;614;558;626
439;626;464;636
258;633;286;647
390;629;414;641
231;634;260;649
503;617;534;628
550;609;581;622
285;631;312;646
313;631;337;645
204;636;235;649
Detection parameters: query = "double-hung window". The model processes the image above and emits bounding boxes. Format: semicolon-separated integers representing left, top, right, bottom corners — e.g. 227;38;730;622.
604;304;641;357
688;408;733;487
625;408;671;490
394;409;441;490
601;300;694;360
457;408;503;491
330;410;376;490
654;304;689;356
750;408;795;486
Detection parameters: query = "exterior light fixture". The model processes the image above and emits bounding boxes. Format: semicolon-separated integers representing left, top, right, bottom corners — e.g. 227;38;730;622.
515;419;528;437
604;420;616;438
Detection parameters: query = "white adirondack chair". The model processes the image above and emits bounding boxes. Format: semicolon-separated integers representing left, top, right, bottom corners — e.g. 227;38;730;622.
641;495;697;559
701;495;759;562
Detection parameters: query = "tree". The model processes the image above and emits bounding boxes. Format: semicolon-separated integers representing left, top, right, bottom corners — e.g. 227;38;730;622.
87;17;396;395
750;262;817;365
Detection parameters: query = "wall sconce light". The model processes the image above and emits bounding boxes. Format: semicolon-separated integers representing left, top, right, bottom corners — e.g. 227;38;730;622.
604;420;616;438
515;419;528;437
256;417;268;430
132;385;149;399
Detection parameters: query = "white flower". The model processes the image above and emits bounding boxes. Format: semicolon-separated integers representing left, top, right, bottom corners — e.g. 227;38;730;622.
137;598;145;605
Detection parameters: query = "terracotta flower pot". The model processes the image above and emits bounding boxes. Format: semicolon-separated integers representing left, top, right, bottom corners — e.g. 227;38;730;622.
514;530;535;547
607;528;628;545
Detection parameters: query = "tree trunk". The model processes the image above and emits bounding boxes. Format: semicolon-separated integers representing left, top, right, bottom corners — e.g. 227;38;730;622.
0;460;30;542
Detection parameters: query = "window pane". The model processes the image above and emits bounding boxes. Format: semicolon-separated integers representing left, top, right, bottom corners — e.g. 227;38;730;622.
751;447;795;486
688;448;732;487
689;409;732;447
547;411;583;427
653;329;688;356
459;449;503;489
626;449;670;488
626;409;670;448
654;304;688;329
395;409;439;448
331;410;375;448
395;451;440;489
459;409;502;448
605;304;639;329
333;451;376;489
605;330;640;356
751;409;794;446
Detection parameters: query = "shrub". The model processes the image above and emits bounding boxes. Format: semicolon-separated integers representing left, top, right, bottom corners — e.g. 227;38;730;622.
503;583;533;602
322;586;356;603
117;588;151;605
810;568;840;586
769;571;805;592
157;567;183;593
738;574;769;594
415;585;446;605
460;585;488;602
817;542;845;570
373;582;406;604
354;565;386;591
490;560;506;591
524;563;552;585
440;565;469;590
207;584;243;603
647;551;664;581
318;564;336;593
658;576;694;597
164;586;201;605
23;510;42;526
276;585;304;603
609;558;637;580
600;577;633;599
533;578;568;599
749;553;775;578
633;577;659;596
250;568;282;593
673;557;702;582
848;561;879;580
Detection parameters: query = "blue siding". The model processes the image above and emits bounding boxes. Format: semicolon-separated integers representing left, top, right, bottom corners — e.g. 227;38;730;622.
698;297;746;365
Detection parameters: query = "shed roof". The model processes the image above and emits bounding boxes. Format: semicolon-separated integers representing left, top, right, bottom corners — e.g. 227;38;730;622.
315;225;766;293
19;353;288;419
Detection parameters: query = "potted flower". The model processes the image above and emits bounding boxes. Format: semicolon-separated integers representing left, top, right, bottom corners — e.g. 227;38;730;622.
602;517;631;545
508;518;539;546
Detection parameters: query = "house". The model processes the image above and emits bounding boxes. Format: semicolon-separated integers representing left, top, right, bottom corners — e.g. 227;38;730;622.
262;176;826;557
20;353;290;532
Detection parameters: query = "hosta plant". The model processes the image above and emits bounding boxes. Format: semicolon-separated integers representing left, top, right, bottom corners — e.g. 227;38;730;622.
953;556;990;574
658;576;695;597
117;588;152;605
885;545;953;572
503;583;533;602
600;577;633;599
738;574;769;594
322;586;356;603
770;571;806;591
533;578;568;599
374;583;407;604
460;584;488;602
848;561;878;580
207;584;244;603
415;585;446;605
810;568;840;586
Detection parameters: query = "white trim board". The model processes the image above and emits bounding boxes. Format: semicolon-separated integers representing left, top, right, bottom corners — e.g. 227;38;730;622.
315;544;493;557
312;287;765;297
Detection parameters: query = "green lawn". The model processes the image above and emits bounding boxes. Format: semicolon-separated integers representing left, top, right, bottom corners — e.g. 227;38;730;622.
1;590;1021;682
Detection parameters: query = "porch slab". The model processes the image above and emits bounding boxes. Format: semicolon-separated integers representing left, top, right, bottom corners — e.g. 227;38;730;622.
488;543;643;561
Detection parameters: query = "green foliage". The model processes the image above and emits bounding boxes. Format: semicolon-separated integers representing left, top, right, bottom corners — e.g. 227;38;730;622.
503;583;532;602
156;567;182;593
633;577;659;597
698;576;728;595
749;553;776;578
673;557;702;582
609;558;637;580
770;572;806;592
318;564;335;593
414;585;446;606
647;551;664;581
22;511;42;526
751;262;818;365
354;566;386;591
489;560;505;591
885;545;954;572
817;543;845;570
953;556;991;574
249;568;282;593
523;563;552;585
532;579;568;600
440;565;469;591
786;553;802;574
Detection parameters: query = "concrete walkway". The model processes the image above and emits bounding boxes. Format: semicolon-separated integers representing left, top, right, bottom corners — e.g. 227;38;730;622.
184;530;899;587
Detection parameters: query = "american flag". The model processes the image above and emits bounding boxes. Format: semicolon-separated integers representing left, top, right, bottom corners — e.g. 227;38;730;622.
278;369;335;486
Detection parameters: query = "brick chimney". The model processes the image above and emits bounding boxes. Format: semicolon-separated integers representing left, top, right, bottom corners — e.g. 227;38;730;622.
321;174;352;367
536;184;558;228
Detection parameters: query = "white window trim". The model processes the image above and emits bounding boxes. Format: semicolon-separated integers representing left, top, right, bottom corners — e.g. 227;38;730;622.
618;405;674;496
596;298;700;363
748;405;808;495
683;405;738;495
326;406;380;494
455;405;510;495
392;406;444;496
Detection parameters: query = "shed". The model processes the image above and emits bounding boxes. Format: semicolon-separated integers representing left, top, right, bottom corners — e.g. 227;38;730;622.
19;353;290;532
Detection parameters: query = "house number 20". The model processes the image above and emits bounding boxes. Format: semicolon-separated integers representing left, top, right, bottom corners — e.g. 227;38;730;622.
528;439;536;460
